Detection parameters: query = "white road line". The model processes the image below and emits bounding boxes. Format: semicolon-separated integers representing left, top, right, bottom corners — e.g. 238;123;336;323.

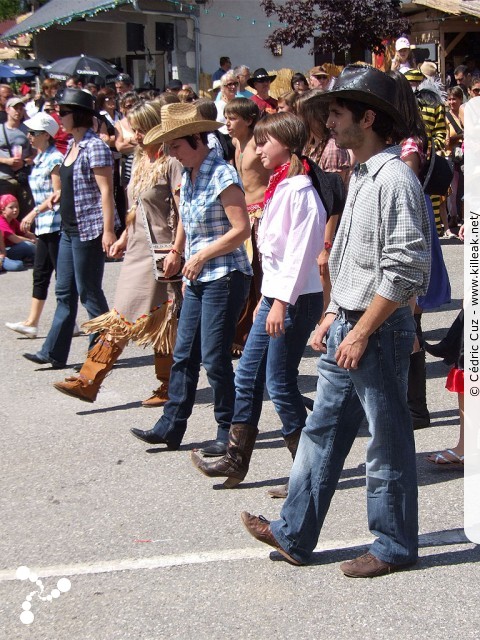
0;529;468;582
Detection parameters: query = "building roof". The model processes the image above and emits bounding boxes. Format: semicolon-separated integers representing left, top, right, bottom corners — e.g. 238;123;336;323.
0;0;132;41
413;0;480;18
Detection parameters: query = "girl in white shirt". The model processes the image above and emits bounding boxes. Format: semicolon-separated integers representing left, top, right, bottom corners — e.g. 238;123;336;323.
192;112;326;490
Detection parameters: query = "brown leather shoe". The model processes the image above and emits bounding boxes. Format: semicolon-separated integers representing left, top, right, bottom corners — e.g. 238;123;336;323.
268;482;289;499
339;552;416;578
240;512;303;566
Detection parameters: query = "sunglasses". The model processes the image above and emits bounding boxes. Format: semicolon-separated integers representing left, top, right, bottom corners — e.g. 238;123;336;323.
27;130;45;137
59;110;73;117
313;74;329;80
43;108;55;113
105;96;116;101
224;82;239;88
471;87;480;94
254;78;270;84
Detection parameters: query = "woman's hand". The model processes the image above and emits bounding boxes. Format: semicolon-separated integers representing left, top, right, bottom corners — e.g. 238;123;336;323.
109;235;127;259
266;299;287;338
46;190;61;209
182;252;206;281
311;313;335;352
163;251;181;279
317;248;331;277
20;211;37;233
102;230;117;254
252;297;263;322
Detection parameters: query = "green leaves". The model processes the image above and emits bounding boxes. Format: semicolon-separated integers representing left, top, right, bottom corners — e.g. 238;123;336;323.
260;0;408;56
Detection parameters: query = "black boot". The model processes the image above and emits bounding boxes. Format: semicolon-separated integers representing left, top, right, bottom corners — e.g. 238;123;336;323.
408;350;430;429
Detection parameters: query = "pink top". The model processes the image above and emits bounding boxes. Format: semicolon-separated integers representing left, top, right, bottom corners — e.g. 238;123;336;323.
0;216;21;247
257;174;325;305
400;137;426;166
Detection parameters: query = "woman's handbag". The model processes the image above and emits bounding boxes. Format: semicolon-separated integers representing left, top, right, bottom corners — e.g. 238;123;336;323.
138;196;184;282
422;140;454;197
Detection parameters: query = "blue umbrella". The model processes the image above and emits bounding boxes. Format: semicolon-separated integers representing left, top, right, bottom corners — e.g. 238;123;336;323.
0;64;34;79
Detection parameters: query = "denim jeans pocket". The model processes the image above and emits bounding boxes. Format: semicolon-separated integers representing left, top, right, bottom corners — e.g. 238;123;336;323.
393;329;416;386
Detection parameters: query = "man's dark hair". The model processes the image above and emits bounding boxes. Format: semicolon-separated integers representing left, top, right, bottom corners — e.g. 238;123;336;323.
335;98;394;141
454;65;468;76
224;98;260;129
220;57;230;67
183;132;209;149
67;74;82;85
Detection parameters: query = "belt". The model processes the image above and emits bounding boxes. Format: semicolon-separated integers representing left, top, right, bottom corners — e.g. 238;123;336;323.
337;308;364;324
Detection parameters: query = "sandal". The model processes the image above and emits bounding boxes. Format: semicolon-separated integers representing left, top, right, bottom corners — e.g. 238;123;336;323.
426;449;464;465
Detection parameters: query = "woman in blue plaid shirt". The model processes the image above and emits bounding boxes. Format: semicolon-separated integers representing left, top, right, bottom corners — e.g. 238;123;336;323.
131;103;252;453
5;112;64;338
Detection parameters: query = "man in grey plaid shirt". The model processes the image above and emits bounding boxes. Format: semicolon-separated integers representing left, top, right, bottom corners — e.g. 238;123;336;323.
241;65;432;578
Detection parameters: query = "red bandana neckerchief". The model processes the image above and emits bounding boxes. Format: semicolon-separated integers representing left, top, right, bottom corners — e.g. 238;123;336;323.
263;159;310;207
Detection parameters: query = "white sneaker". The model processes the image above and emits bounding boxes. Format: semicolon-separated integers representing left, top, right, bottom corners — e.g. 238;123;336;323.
5;321;38;338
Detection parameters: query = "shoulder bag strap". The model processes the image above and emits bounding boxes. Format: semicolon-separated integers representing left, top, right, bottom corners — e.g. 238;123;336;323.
445;111;463;135
2;123;13;157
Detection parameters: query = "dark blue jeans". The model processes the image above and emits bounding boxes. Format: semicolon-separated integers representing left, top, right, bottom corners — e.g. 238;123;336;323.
149;270;251;448
233;293;323;435
38;232;108;365
271;307;418;566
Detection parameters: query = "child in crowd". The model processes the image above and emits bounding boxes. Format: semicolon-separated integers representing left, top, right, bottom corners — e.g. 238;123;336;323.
0;194;36;271
224;98;270;356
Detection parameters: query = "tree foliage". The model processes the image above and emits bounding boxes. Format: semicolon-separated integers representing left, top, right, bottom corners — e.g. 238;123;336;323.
261;0;409;55
0;0;22;21
0;0;48;21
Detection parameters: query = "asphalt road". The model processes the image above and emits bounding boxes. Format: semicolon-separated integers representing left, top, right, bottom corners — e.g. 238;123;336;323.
0;238;478;640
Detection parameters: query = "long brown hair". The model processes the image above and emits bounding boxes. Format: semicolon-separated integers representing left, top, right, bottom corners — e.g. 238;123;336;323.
253;112;307;177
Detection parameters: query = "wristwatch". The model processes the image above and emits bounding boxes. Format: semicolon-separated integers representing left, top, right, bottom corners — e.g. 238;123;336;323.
324;241;333;251
34;206;41;216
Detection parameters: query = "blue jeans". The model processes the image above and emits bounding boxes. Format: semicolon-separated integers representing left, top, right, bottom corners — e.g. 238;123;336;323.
150;271;251;448
270;307;418;566
38;232;108;365
233;293;323;435
4;241;36;270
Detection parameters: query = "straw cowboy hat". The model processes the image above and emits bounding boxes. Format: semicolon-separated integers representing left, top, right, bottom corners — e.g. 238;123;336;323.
315;64;404;129
143;102;222;145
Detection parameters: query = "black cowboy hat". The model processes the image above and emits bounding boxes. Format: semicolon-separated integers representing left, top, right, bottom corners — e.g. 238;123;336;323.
316;64;404;128
57;88;96;113
248;68;277;88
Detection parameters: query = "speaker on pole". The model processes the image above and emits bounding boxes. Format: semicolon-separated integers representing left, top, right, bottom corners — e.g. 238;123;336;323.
126;23;145;52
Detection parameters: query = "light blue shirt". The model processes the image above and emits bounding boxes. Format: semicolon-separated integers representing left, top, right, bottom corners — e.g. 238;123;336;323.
180;151;252;283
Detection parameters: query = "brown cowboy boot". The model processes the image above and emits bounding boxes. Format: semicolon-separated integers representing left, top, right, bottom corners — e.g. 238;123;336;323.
268;428;302;499
142;352;173;407
53;337;123;403
191;423;258;488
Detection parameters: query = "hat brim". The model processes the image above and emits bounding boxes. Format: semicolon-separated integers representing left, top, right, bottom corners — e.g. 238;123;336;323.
314;88;405;129
57;100;97;114
143;120;223;146
247;75;276;88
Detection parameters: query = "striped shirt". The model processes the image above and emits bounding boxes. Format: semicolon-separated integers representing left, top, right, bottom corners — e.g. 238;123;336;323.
180;150;252;284
29;145;64;236
326;146;431;314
